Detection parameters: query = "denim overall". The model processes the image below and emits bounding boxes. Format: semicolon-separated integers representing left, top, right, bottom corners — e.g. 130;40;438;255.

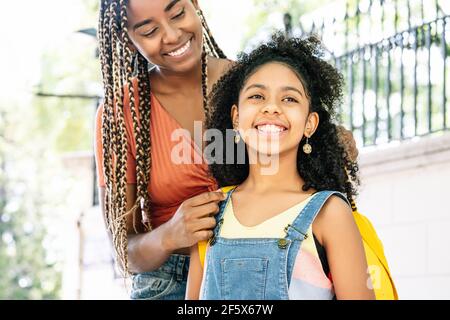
201;188;349;300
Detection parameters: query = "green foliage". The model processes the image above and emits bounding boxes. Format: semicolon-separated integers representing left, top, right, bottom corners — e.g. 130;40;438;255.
242;0;336;48
0;104;63;299
0;0;99;299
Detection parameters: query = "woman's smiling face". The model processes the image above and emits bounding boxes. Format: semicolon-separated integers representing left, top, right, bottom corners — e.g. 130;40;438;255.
126;0;203;74
232;62;319;157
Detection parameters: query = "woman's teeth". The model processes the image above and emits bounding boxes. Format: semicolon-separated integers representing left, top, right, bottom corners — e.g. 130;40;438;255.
167;40;191;57
256;124;286;134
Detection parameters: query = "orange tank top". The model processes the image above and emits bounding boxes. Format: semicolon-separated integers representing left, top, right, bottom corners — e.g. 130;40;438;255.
95;80;218;229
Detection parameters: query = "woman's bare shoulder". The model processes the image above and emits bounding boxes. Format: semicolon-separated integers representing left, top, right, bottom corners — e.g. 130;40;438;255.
208;56;236;86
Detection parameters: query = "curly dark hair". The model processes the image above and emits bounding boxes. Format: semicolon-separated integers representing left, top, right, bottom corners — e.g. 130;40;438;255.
206;33;359;205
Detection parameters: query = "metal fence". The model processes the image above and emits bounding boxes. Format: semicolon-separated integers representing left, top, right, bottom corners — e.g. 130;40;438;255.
288;0;450;146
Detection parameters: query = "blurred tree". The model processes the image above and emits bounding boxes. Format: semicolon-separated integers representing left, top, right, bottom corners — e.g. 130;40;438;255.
0;100;63;299
243;0;337;49
0;0;99;299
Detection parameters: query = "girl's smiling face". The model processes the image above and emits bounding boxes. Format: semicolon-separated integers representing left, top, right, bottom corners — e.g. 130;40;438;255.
126;0;203;74
231;62;319;157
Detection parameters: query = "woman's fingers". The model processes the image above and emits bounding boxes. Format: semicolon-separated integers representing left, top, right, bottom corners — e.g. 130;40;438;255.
188;191;226;207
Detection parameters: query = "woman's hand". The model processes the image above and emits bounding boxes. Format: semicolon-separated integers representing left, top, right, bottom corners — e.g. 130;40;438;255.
337;125;359;161
163;191;226;252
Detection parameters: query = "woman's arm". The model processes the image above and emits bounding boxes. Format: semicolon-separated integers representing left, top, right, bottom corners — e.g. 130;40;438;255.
98;185;172;273
186;244;204;300
98;186;224;274
95;104;225;274
315;196;375;300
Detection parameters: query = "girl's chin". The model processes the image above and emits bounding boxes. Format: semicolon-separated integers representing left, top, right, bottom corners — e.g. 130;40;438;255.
246;145;284;157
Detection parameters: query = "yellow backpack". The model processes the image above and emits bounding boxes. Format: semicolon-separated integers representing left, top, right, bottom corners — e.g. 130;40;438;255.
198;186;398;300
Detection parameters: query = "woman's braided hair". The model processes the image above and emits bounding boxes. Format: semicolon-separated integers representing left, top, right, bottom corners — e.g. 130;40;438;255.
98;0;225;274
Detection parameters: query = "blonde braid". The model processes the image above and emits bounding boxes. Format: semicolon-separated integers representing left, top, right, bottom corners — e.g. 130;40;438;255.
98;0;227;276
99;3;121;235
119;0;145;234
109;0;129;273
136;53;152;231
198;8;226;59
98;3;115;232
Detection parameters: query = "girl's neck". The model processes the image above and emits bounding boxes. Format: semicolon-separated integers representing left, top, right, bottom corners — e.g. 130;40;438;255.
241;150;305;194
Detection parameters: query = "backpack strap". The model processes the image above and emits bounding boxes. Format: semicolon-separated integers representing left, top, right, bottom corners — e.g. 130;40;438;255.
352;210;398;299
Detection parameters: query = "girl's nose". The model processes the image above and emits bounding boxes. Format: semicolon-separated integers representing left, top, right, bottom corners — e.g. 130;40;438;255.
261;102;282;115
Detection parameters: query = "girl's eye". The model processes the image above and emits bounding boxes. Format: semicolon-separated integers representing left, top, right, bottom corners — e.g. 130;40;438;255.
283;97;299;103
248;94;264;100
172;8;185;20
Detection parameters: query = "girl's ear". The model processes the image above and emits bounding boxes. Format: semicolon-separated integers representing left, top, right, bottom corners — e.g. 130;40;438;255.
305;112;319;138
231;104;239;129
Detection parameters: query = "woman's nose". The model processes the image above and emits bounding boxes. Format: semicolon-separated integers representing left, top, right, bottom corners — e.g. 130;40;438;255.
162;23;182;45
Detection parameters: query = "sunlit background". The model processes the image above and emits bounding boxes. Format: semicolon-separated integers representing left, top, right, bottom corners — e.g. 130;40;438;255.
1;0;449;299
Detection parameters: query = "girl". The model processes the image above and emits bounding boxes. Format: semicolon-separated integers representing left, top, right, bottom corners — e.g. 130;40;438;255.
95;0;358;300
186;34;375;300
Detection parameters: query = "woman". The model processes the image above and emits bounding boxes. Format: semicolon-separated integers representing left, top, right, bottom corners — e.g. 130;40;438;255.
95;0;357;300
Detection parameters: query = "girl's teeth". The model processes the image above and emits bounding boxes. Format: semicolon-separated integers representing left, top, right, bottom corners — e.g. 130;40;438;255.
257;124;285;133
168;40;191;57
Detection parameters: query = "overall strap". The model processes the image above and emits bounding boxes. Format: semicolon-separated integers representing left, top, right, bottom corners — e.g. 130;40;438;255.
284;190;350;285
285;191;351;242
209;186;237;245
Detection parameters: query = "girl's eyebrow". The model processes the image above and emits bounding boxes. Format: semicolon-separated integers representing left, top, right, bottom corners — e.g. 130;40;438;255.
282;86;304;97
243;84;304;97
243;84;266;93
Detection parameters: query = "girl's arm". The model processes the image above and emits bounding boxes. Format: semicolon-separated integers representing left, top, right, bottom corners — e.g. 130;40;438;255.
315;196;376;300
186;244;204;300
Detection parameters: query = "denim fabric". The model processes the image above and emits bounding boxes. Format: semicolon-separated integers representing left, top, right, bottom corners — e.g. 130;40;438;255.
130;254;189;300
201;189;349;300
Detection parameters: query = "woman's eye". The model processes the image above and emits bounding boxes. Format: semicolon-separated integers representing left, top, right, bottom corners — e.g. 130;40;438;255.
172;8;185;20
143;28;158;37
283;97;299;103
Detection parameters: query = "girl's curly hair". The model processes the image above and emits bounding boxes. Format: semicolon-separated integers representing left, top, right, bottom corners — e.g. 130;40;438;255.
206;33;359;205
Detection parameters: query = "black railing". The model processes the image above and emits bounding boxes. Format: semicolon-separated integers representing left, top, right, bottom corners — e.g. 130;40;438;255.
291;0;450;146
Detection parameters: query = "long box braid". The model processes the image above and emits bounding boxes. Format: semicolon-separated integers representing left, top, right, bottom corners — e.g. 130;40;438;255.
98;0;226;275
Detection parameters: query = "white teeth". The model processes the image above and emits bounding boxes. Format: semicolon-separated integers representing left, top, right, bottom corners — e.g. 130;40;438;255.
257;124;285;133
167;40;191;57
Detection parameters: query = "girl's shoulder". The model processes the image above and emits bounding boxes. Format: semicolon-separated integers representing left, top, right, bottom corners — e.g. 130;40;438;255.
313;193;354;245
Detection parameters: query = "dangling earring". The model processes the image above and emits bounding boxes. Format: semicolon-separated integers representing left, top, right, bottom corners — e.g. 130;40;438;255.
303;137;312;154
234;129;241;144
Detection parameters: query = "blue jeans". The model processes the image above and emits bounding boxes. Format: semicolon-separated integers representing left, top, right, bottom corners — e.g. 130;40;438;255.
130;254;190;300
